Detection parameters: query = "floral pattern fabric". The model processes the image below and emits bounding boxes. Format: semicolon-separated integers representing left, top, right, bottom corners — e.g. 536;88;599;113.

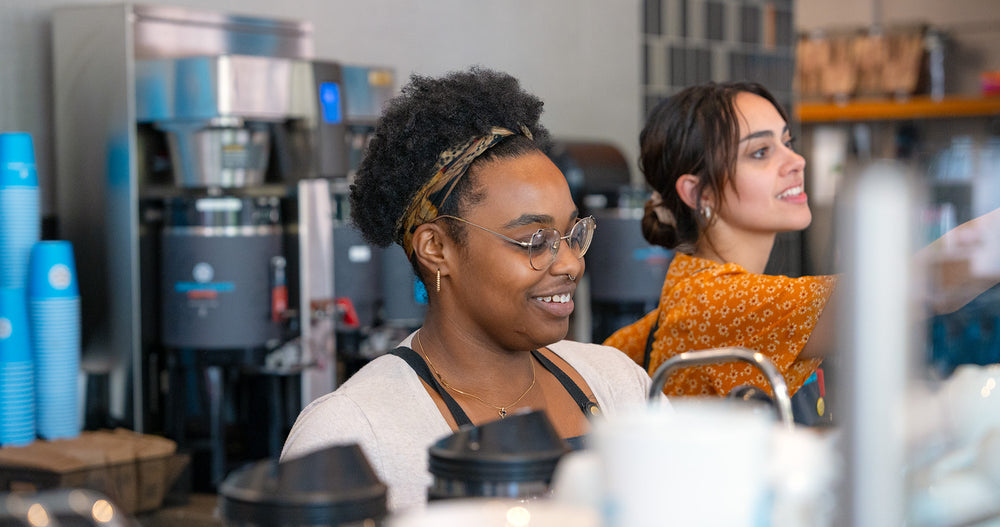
604;253;837;397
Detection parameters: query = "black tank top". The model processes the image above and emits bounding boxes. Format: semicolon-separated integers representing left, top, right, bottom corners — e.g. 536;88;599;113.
387;346;600;449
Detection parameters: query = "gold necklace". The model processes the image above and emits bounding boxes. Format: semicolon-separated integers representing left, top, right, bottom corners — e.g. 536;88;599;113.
415;332;536;419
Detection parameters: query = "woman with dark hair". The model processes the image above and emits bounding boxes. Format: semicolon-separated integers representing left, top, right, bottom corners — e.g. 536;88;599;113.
605;82;833;402
281;67;652;510
605;81;1000;408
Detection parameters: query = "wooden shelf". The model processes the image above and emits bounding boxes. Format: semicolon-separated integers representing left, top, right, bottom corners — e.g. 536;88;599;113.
796;95;1000;123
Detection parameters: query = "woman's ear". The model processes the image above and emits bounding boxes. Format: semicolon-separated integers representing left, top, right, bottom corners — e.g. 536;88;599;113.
411;222;451;279
675;174;703;210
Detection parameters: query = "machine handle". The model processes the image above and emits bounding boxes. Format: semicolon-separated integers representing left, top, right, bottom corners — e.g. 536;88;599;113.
648;346;795;430
334;297;360;328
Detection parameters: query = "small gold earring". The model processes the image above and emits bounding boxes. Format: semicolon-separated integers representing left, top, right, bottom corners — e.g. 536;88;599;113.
436;268;441;293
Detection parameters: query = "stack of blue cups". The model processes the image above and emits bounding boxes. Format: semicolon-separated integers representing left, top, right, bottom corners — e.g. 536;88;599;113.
28;241;81;440
0;132;40;289
0;287;35;446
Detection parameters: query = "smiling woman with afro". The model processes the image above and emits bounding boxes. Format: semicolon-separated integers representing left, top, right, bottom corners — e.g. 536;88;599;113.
283;66;653;512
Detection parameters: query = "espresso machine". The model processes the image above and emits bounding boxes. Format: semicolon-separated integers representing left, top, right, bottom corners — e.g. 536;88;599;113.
52;5;367;489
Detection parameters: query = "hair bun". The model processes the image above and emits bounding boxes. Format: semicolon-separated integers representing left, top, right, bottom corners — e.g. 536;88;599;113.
641;201;679;249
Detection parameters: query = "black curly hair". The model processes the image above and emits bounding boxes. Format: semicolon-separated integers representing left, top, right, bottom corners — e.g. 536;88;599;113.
349;66;552;276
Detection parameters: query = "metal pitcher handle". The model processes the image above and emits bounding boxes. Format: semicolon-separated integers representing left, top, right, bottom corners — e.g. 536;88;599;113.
648;346;795;429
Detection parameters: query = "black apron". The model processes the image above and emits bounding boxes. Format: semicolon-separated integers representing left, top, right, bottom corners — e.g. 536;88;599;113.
388;346;599;449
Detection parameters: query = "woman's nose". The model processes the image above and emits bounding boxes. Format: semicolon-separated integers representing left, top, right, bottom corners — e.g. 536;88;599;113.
550;236;585;278
785;146;806;174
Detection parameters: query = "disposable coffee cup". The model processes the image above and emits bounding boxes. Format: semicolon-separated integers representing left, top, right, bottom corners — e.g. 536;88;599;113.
27;241;81;440
0;132;38;187
0;132;40;289
591;400;774;527
28;241;79;299
0;287;35;446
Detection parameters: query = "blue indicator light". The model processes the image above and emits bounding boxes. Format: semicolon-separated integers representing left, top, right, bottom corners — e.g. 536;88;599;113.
319;82;343;124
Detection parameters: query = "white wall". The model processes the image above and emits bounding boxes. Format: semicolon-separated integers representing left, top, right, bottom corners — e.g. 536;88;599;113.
0;0;642;214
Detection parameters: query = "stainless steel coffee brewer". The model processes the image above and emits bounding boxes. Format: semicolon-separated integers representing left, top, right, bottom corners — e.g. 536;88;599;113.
52;5;367;489
136;54;345;351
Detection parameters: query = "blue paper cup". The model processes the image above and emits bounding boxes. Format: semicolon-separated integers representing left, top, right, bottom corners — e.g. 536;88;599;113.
0;287;35;445
28;241;79;299
34;352;80;440
28;299;80;353
0;132;38;187
2;378;35;428
0;138;40;287
0;288;31;362
26;242;80;440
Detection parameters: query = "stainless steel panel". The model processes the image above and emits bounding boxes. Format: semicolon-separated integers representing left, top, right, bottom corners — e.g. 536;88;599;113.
297;178;336;404
132;4;312;60
135;56;314;122
53;4;140;429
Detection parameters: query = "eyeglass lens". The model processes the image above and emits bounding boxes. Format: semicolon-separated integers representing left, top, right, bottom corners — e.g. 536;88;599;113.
528;217;595;270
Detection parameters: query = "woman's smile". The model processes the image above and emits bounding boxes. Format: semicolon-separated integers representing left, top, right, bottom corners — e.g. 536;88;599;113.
776;184;807;204
531;290;576;317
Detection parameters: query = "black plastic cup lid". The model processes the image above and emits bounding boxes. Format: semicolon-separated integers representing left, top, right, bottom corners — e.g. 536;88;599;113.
428;410;571;483
219;443;387;526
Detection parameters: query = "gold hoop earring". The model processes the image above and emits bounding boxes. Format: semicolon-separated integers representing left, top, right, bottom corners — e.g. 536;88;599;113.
436;268;441;293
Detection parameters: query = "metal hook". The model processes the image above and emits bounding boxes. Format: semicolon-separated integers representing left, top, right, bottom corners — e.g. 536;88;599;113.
647;346;795;429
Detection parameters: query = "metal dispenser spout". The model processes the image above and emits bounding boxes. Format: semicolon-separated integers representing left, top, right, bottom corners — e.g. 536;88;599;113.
647;346;795;429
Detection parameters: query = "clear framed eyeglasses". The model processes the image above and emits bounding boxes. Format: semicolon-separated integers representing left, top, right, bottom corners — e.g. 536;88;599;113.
436;215;596;271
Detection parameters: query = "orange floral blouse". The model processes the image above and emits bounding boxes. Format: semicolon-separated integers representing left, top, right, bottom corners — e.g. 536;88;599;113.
604;253;838;397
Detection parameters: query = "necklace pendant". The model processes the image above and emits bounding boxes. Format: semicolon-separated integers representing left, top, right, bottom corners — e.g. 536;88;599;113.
499;408;507;419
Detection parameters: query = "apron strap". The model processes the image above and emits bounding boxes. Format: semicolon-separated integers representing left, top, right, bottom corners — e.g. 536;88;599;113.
388;346;473;427
390;345;601;425
531;349;601;417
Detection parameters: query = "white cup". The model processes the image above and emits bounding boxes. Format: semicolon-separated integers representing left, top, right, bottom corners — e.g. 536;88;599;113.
588;399;775;527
